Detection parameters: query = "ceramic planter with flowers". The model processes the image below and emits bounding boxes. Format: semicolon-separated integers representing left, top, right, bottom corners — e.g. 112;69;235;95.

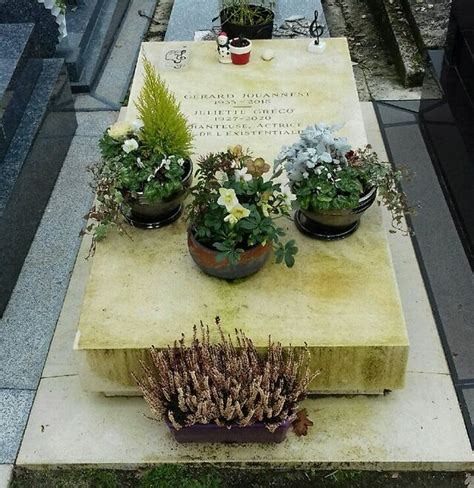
134;321;315;444
186;146;297;279
86;58;193;246
275;124;409;240
229;36;252;65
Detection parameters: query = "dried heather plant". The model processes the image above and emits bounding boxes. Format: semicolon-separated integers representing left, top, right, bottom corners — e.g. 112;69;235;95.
133;321;316;432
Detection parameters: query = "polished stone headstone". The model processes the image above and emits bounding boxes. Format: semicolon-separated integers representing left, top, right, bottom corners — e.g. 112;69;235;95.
0;23;42;162
75;39;409;395
0;0;59;57
56;0;128;90
375;96;474;446
0;59;77;316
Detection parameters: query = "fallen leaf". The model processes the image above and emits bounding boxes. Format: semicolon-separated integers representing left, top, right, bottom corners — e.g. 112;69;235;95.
292;409;314;436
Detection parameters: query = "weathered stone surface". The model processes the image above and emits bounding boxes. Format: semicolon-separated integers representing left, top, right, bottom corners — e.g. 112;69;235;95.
366;0;424;87
75;39;409;394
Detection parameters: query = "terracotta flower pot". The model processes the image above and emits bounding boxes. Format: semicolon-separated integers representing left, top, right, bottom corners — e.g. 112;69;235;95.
220;6;274;40
123;160;193;229
166;418;291;443
229;38;252;65
295;187;377;240
187;229;272;279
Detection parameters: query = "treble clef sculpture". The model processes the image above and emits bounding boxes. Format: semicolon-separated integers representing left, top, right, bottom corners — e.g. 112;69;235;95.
308;9;326;53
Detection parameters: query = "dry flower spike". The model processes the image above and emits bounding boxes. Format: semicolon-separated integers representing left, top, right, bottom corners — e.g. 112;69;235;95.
133;321;317;433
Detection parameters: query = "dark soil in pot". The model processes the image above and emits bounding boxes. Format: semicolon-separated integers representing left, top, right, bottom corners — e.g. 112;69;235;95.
295;187;377;240
220;5;274;39
187;229;272;279
230;37;250;48
123;160;193;229
166;418;291;443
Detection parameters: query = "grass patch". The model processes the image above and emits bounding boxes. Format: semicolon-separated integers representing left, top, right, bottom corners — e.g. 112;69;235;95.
11;466;468;488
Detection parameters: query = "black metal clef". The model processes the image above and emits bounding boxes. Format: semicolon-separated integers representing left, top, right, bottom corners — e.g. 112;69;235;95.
309;10;325;45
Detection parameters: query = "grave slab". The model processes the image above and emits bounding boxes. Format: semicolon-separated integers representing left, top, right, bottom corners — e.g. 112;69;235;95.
75;39;409;395
0;464;12;488
16;108;474;468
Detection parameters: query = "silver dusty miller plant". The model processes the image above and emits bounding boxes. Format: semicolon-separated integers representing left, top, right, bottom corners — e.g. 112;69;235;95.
134;320;315;432
275;123;411;233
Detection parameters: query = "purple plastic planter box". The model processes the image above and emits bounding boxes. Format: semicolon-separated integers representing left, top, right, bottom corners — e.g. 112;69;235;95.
165;419;292;443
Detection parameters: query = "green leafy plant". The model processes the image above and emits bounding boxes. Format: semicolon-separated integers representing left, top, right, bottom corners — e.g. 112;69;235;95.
275;123;411;233
187;146;298;267
85;59;194;248
134;320;315;432
136;58;193;159
221;0;274;26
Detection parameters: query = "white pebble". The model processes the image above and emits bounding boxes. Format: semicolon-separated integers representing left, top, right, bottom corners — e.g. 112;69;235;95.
261;49;275;61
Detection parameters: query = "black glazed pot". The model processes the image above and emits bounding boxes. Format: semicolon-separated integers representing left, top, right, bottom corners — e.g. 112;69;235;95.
295;187;377;240
123;160;193;229
220;5;274;39
188;229;272;280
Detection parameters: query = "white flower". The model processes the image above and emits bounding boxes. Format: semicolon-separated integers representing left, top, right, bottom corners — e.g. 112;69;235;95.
132;119;144;133
258;201;271;217
224;204;250;226
217;188;239;211
161;158;172;170
282;186;297;203
303;171;309;179
107;121;133;140
177;158;185;166
234;167;252;182
214;170;228;185
122;138;139;154
136;157;144;169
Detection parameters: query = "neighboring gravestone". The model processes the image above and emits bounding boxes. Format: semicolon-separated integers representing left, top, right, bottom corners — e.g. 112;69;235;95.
0;23;42;161
165;0;328;41
0;0;60;57
55;0;129;90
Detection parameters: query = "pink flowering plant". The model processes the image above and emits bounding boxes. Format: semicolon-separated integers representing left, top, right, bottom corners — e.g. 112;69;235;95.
187;146;298;266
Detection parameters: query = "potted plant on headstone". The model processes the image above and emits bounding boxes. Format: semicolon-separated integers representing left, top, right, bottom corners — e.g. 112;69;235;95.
218;0;275;39
86;58;193;247
275;123;409;240
186;146;297;279
134;320;316;444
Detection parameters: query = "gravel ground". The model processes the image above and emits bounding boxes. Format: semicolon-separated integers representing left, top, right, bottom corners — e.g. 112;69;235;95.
405;0;451;49
145;0;175;41
322;0;442;100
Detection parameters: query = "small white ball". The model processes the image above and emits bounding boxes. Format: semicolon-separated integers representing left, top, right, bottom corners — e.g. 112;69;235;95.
261;49;275;61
